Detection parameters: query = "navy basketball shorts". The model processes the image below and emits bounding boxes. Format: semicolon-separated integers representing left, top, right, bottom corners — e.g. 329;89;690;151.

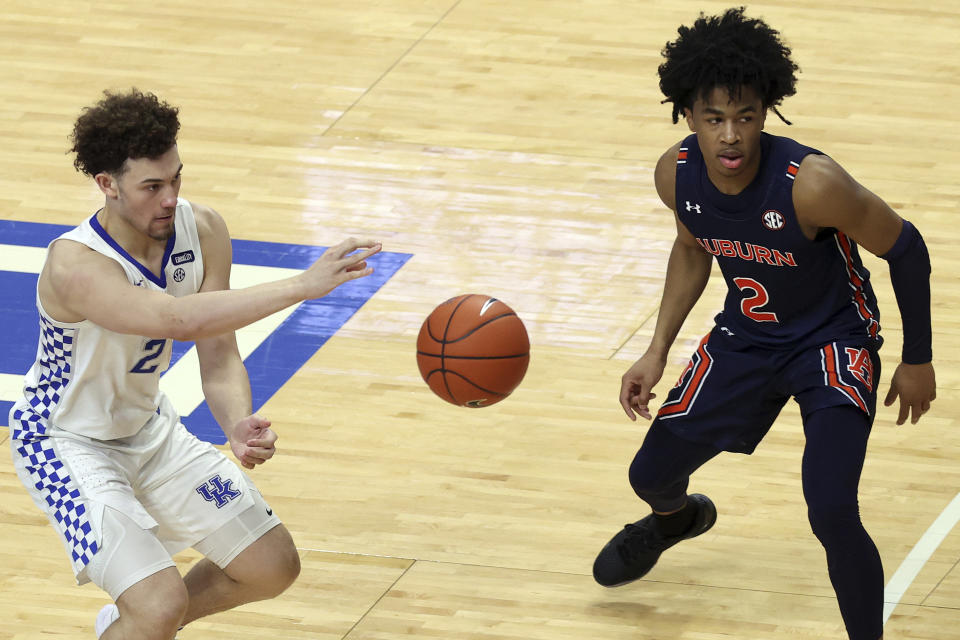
655;326;881;453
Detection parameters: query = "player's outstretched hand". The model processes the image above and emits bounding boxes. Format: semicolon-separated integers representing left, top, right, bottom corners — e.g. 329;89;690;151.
883;361;936;425
230;414;278;469
301;238;382;299
620;351;666;421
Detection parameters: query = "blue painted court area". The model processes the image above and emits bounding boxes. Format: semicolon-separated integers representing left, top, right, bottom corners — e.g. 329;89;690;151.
0;219;410;444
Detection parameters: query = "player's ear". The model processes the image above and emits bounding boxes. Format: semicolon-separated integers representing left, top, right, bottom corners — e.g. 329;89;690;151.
94;172;120;199
683;107;696;132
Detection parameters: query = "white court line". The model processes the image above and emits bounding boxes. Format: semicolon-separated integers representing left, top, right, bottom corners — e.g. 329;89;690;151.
883;492;960;624
0;245;46;273
0;373;24;402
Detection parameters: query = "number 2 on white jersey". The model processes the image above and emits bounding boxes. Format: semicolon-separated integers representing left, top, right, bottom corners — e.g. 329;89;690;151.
732;277;779;323
130;339;168;374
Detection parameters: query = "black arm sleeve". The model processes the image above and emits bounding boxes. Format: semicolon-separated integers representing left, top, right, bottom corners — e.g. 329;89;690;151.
881;220;932;364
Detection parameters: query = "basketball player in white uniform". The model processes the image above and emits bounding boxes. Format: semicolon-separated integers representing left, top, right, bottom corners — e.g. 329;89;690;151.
8;89;381;639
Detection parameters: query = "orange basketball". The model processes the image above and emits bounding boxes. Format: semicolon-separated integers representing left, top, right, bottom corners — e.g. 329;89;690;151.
416;294;530;407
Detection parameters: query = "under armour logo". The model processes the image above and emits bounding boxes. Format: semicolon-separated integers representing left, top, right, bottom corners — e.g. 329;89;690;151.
685;201;702;214
196;475;242;509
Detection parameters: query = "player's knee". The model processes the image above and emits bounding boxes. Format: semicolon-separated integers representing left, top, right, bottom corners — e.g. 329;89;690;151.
266;540;301;595
144;600;188;640
117;578;188;639
628;453;672;502
807;503;863;548
241;533;301;599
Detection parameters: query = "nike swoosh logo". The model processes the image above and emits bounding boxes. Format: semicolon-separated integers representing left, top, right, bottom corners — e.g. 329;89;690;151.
266;508;273;516
479;298;498;316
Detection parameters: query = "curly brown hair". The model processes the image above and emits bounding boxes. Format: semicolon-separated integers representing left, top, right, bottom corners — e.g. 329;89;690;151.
69;89;180;176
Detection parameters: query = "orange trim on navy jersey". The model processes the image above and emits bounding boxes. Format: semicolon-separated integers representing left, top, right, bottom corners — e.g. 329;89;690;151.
658;334;713;418
835;233;880;338
821;343;869;413
785;161;801;180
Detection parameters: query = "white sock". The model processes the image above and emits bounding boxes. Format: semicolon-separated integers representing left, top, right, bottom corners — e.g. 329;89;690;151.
94;604;119;638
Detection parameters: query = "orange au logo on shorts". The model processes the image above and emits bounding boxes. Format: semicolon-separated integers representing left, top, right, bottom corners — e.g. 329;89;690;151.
844;347;874;391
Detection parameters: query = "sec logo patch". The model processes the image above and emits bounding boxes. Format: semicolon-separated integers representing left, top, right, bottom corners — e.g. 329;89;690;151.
762;210;785;230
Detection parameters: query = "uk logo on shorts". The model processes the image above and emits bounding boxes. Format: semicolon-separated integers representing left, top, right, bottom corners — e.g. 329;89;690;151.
196;475;242;508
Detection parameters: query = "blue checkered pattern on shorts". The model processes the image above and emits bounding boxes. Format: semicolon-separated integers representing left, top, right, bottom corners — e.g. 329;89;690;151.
11;316;76;440
14;437;98;572
9;316;94;570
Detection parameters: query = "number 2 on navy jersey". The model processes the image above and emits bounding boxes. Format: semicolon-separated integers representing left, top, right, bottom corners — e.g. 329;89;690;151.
130;339;168;373
732;277;779;323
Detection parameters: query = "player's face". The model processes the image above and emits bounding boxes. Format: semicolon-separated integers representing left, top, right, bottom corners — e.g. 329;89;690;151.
684;86;767;194
104;146;183;241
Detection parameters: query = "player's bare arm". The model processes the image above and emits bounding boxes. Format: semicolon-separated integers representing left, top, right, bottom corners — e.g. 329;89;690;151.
793;154;936;425
189;203;275;469
620;146;714;421
40;226;380;341
791;154;901;254
649;143;713;358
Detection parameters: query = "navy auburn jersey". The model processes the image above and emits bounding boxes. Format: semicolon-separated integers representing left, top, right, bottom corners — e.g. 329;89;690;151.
675;132;882;350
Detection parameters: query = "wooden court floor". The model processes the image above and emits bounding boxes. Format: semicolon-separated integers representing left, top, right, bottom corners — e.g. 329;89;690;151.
1;1;959;638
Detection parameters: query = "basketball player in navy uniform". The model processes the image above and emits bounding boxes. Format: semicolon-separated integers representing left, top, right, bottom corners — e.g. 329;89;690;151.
592;9;935;640
9;90;380;639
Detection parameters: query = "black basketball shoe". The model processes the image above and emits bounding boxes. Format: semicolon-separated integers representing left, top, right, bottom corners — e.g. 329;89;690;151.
593;493;717;587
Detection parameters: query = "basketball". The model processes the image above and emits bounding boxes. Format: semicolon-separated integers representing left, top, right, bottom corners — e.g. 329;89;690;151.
416;294;530;407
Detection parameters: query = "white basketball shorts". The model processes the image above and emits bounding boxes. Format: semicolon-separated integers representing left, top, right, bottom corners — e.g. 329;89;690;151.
11;401;281;598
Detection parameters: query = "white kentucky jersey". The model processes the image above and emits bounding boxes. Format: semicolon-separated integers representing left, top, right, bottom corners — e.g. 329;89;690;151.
9;198;205;441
